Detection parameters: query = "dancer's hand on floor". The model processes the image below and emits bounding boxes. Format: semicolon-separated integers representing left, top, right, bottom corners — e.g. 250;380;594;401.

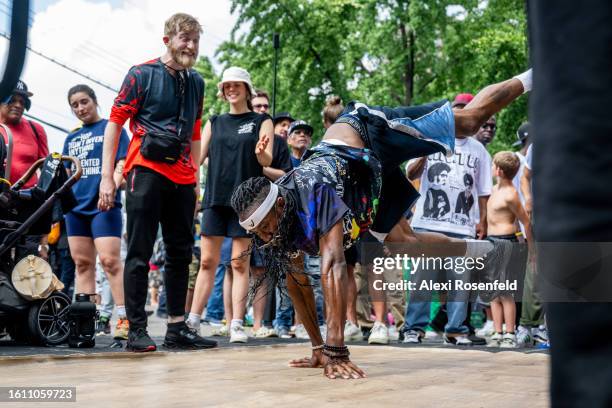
288;349;327;368
324;358;367;380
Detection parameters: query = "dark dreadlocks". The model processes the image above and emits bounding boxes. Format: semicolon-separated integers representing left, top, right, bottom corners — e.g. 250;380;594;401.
231;177;311;303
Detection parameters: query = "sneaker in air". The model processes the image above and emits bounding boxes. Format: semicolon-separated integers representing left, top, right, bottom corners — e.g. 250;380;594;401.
344;321;362;341
368;321;390;344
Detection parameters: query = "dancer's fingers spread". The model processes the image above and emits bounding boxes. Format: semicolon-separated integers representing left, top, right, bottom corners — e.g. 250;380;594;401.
289;357;311;367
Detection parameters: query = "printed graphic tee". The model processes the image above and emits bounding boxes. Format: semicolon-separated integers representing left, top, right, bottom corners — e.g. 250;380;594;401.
277;143;382;255
203;111;270;208
411;136;492;237
62;119;129;215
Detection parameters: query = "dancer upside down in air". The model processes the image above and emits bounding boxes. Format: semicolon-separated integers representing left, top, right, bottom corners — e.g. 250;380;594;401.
231;70;532;379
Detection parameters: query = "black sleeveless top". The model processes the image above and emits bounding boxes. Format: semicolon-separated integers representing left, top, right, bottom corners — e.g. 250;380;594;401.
203;111;270;208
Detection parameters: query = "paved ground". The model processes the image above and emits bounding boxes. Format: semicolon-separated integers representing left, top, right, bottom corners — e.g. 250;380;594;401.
0;314;550;408
0;343;549;408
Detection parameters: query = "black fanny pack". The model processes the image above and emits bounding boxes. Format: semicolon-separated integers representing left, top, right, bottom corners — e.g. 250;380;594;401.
140;131;186;164
140;70;189;164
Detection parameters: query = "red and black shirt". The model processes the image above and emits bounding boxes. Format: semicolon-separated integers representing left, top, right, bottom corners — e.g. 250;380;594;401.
109;58;204;185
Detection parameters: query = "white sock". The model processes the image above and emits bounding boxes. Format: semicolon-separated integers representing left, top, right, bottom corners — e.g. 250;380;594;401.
513;69;532;93
187;313;201;328
116;305;126;319
231;319;244;328
465;239;494;259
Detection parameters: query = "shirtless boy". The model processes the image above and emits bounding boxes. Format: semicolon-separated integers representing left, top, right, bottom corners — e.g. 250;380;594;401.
486;151;534;348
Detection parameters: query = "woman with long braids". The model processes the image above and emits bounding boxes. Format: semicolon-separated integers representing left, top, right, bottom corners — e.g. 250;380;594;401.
187;67;274;343
231;69;532;379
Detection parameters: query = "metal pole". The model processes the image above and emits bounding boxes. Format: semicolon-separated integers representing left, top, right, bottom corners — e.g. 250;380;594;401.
272;33;280;117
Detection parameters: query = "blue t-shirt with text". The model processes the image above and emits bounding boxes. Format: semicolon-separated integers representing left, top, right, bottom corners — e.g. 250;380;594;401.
62;119;129;215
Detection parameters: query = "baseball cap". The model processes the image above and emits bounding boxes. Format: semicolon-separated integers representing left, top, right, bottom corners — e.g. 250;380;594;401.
217;66;256;99
272;112;295;125
288;120;313;136
452;93;474;108
1;80;33;110
513;122;531;147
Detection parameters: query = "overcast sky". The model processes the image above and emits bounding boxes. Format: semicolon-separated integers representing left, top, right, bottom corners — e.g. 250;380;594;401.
0;0;237;152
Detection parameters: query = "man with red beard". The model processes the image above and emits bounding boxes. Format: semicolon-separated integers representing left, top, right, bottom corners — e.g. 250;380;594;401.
99;13;216;352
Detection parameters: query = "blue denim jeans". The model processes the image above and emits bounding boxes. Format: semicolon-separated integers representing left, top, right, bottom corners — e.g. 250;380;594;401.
403;228;472;335
274;286;294;330
95;261;114;319
205;237;231;323
57;248;75;299
305;255;325;326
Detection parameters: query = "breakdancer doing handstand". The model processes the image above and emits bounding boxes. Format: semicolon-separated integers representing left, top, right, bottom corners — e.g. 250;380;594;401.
231;70;532;379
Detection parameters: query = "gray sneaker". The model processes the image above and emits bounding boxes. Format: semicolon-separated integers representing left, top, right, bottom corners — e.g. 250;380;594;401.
516;326;534;347
276;327;293;339
402;329;423;344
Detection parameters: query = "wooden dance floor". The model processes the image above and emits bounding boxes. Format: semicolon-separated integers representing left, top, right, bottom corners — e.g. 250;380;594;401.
0;344;548;407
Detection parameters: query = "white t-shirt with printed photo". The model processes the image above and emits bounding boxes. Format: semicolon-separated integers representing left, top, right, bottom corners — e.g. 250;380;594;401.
411;137;492;237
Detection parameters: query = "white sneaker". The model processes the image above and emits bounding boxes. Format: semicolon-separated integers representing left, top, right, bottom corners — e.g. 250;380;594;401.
229;324;248;343
185;320;202;336
344;321;362;341
516;325;533;347
487;332;503;347
500;332;518;348
532;325;549;344
294;324;309;339
444;334;472;346
368;322;389;344
476;320;495;337
424;330;442;340
402;329;423;344
211;324;229;337
388;326;400;341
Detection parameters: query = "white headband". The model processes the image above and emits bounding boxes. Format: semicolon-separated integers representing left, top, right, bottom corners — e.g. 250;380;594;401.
239;183;279;231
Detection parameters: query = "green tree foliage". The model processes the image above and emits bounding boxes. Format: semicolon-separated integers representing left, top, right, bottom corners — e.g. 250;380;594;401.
204;0;528;152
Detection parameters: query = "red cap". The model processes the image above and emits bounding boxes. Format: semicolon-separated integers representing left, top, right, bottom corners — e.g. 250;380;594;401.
453;93;474;107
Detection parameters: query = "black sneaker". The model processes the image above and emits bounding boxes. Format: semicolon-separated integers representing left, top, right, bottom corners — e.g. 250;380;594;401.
163;324;218;350
126;327;157;352
96;316;111;336
468;333;487;345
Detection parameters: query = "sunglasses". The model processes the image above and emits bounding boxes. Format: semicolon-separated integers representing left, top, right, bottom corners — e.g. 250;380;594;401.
253;104;269;110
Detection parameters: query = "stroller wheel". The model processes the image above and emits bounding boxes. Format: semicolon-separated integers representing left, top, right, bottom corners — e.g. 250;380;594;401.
27;291;71;345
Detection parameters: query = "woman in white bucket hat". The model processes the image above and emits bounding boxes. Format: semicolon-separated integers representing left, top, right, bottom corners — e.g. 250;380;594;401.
186;66;274;344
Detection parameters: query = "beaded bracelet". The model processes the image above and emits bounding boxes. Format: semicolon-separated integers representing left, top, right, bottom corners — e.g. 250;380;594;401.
322;344;350;359
311;344;324;351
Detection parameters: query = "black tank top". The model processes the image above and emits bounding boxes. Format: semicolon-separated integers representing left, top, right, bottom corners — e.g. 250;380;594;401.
203;111;270;208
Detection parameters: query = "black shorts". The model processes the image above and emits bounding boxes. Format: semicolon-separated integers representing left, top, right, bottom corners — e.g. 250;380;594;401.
340;101;454;236
201;206;249;238
480;234;527;301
